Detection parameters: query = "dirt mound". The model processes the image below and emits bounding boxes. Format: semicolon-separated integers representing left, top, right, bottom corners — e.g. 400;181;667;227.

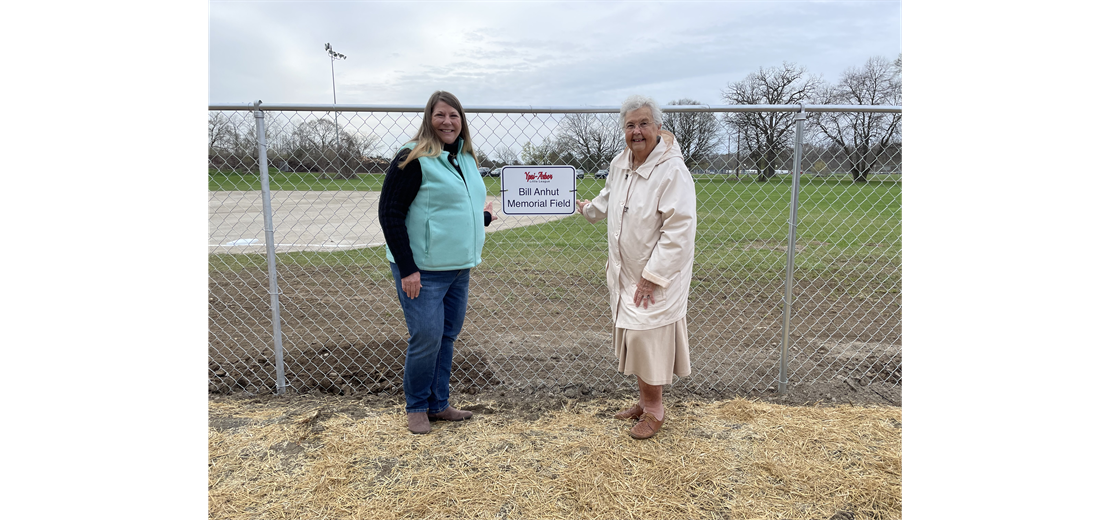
209;338;499;395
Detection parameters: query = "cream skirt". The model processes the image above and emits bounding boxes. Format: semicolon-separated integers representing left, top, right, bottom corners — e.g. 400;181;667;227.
613;317;691;386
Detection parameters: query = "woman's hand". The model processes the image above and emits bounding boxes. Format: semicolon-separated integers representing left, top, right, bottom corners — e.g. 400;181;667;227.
401;271;422;299
484;199;499;221
634;277;658;309
576;199;590;214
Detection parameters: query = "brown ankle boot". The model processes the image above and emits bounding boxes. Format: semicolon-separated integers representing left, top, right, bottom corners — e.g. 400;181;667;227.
428;406;473;422
407;412;430;434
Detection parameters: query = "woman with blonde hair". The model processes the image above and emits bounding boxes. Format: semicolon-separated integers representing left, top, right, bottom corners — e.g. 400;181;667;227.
576;94;697;439
378;91;498;434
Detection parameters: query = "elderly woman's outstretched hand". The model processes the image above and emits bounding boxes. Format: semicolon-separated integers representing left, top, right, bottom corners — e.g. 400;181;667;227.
484;199;499;221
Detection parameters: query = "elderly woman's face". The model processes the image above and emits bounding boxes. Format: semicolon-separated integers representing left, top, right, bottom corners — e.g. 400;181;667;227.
623;106;661;158
431;101;462;144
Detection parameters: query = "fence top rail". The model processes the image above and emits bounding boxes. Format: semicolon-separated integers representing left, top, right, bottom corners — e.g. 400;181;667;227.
208;102;902;114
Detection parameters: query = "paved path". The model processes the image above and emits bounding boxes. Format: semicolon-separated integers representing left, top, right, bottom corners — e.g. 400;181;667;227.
209;191;574;254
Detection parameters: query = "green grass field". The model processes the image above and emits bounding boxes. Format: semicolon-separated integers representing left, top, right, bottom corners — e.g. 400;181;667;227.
210;168;386;192
209;172;900;291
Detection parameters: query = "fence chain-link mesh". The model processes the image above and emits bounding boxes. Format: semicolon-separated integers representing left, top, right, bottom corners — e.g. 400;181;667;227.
208;105;901;398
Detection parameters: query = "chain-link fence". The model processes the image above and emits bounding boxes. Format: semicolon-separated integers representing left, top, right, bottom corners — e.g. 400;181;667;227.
208;102;901;398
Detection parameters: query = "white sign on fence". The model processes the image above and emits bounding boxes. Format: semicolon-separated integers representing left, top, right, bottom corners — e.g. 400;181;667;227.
499;165;577;215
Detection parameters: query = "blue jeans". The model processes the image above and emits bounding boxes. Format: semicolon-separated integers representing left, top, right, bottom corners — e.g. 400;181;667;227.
390;263;470;414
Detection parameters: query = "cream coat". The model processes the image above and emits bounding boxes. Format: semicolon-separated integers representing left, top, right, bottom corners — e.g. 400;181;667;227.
582;130;697;330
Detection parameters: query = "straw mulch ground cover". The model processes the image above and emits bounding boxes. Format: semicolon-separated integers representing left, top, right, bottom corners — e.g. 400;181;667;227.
209;393;900;519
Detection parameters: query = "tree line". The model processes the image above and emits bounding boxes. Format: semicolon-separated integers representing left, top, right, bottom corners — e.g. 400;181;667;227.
508;55;901;183
209;55;900;183
209;113;384;179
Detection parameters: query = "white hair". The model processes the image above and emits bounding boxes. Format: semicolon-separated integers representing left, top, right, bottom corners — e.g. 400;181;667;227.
619;94;664;128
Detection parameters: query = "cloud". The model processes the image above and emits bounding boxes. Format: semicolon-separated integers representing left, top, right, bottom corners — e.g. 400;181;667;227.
209;1;901;106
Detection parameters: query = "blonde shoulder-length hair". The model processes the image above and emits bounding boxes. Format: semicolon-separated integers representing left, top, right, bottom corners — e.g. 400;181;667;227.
399;91;475;169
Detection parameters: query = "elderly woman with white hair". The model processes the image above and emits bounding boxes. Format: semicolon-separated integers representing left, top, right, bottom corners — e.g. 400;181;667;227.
576;95;697;439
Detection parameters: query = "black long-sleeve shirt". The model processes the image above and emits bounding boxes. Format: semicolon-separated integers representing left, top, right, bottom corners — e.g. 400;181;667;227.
377;139;492;278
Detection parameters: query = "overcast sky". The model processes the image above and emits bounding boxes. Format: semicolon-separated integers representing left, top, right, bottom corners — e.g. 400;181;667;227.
209;0;902;107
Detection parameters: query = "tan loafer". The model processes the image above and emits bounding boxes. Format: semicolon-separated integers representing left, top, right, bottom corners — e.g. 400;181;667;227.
629;411;664;439
407;412;430;434
614;403;644;420
428;406;473;422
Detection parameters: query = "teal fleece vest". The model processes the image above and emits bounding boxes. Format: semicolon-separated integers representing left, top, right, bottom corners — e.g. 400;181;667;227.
385;140;486;271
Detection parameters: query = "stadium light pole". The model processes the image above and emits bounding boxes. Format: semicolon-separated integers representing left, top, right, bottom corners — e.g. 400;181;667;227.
325;43;347;177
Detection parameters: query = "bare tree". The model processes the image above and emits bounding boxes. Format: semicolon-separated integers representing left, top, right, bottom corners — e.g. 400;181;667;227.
722;62;820;182
287;117;374;178
473;148;492;168
208;113;234;150
208;112;266;172
662;99;722;169
553;114;623;172
493;145;520;167
520;138;574;166
349;131;382;160
810;56;901;182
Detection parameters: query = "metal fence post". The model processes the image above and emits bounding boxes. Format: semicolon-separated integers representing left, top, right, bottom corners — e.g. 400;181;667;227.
777;105;808;394
253;101;287;395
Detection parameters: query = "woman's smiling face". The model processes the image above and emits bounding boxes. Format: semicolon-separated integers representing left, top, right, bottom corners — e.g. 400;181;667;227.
431;101;462;144
623;106;660;159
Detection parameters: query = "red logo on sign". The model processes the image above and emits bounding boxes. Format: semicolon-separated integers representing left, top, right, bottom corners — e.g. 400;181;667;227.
523;171;553;181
